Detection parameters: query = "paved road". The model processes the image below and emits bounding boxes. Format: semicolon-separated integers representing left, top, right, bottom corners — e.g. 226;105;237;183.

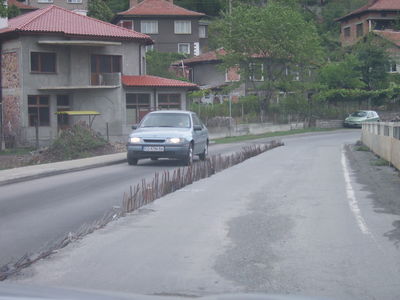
10;130;400;299
0;142;261;266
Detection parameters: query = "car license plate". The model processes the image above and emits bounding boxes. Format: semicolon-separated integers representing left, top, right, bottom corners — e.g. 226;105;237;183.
143;146;164;152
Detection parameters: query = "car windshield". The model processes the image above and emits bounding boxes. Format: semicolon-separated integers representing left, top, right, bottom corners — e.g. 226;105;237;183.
351;111;367;117
140;113;191;128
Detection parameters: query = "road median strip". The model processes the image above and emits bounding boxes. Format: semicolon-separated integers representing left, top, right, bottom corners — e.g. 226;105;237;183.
0;140;283;281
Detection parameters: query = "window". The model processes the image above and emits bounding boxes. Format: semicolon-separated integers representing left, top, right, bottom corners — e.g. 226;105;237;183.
158;94;181;110
141;21;158;34
174;20;191;34
28;95;50;127
389;62;398;73
31;52;56;73
120;20;133;30
225;66;240;82
126;94;150;124
38;0;52;2
67;0;82;3
178;43;190;55
192;114;202;128
199;25;207;38
249;63;264;81
286;66;300;81
145;45;154;52
356;23;363;37
344;27;351;38
91;55;122;73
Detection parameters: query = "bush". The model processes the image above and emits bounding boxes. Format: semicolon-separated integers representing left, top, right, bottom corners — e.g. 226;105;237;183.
47;124;107;160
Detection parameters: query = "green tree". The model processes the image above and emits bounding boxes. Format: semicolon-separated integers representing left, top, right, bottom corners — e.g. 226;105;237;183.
175;0;224;16
7;5;20;18
146;51;187;80
88;0;114;22
319;55;365;89
211;1;322;118
0;1;7;17
105;0;129;13
355;34;390;90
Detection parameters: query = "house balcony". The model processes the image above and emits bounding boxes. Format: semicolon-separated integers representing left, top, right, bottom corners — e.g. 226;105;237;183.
38;73;121;92
91;72;121;86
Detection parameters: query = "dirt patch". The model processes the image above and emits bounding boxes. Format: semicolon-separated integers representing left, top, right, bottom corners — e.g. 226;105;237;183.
0;124;127;170
0;142;126;171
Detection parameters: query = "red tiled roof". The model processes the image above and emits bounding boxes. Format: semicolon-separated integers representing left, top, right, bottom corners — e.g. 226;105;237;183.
176;48;227;65
122;75;198;88
374;30;400;47
8;0;37;10
118;0;204;17
337;0;400;21
173;48;269;66
0;5;153;43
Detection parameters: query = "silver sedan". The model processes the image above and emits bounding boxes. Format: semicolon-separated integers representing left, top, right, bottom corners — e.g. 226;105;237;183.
127;110;209;166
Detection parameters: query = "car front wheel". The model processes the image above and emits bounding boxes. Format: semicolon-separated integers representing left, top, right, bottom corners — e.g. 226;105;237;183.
199;142;208;161
127;154;138;165
183;144;193;166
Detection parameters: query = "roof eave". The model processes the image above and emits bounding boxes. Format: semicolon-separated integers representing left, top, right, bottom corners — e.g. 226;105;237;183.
0;30;153;44
117;13;204;17
336;8;400;22
123;84;198;90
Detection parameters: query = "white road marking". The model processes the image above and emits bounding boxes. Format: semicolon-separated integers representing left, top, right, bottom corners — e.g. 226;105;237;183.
341;146;371;235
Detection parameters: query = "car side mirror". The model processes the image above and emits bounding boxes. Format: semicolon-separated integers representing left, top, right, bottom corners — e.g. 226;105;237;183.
194;125;202;131
131;124;138;130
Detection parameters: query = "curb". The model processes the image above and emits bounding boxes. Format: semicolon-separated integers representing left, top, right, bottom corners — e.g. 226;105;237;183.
0;156;127;187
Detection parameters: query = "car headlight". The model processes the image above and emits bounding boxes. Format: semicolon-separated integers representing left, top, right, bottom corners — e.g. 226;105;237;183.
166;137;184;144
129;137;141;143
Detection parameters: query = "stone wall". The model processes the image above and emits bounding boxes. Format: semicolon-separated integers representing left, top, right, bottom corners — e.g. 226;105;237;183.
1;51;22;147
2;52;20;89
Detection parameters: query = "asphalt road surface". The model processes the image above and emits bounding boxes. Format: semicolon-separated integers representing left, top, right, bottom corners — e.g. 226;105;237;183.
8;129;400;299
0;142;263;266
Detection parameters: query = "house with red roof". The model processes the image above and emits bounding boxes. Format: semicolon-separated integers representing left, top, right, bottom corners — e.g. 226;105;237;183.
113;0;207;56
171;48;245;104
337;0;400;46
171;48;306;105
7;0;37;14
11;0;88;15
0;5;197;146
336;0;400;73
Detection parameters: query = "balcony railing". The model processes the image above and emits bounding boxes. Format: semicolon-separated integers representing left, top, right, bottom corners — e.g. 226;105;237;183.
91;72;121;86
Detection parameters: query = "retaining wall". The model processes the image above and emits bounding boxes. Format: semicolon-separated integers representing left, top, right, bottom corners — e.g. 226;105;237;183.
315;119;344;129
361;122;400;170
208;122;304;140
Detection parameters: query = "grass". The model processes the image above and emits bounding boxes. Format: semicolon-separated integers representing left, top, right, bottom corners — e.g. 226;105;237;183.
0;148;34;156
370;158;390;167
355;145;370;152
213;128;339;144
